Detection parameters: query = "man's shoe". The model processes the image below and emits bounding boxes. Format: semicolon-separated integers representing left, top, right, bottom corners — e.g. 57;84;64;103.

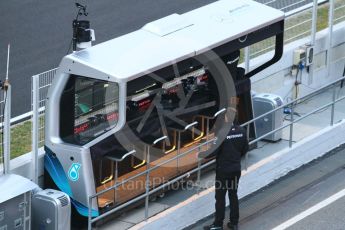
203;223;223;230
227;222;238;230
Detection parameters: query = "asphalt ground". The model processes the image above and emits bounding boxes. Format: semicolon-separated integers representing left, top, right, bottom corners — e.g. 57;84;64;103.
187;145;345;230
0;0;314;116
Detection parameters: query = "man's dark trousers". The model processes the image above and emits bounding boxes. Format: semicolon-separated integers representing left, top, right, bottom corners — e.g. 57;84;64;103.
214;171;241;226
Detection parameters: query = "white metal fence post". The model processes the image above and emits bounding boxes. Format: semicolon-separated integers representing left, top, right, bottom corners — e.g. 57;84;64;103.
244;47;251;73
308;0;318;85
32;75;39;183
3;85;11;174
310;0;318;45
327;0;335;77
289;103;294;148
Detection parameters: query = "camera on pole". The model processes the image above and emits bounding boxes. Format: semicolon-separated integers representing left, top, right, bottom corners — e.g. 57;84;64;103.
72;3;95;51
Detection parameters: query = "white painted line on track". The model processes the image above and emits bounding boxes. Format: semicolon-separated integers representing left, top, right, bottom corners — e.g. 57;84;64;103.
272;187;345;230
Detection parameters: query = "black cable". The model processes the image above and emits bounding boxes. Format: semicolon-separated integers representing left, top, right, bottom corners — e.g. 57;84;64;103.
284;114;293;121
285;63;345;121
295;67;300;99
296;62;304;99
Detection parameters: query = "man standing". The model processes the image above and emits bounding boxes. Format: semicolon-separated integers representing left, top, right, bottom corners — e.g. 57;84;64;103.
204;120;249;230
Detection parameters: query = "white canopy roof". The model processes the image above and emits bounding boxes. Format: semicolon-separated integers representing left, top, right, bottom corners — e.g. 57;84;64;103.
66;0;284;82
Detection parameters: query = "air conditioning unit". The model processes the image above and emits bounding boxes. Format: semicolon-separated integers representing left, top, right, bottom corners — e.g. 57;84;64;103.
32;189;71;230
0;174;38;230
253;93;283;142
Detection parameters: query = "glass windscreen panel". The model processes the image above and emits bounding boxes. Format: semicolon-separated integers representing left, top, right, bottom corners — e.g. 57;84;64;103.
60;75;119;145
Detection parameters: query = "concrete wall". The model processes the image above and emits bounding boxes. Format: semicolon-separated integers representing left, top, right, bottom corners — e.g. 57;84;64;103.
7;148;45;186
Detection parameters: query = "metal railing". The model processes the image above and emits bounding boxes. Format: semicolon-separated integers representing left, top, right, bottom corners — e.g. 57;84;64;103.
87;137;218;229
22;1;344;224
241;77;345;148
86;107;227;228
259;0;319;12
86;77;345;229
247;0;345;63
334;0;345;24
31;68;57;183
32;68;58;146
27;1;344;164
249;0;322;60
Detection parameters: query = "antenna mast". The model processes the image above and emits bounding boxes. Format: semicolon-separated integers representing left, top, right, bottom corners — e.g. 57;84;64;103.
6;44;10;81
72;3;95;52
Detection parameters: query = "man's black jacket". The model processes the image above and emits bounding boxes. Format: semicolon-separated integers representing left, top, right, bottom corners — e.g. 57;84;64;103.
207;124;249;174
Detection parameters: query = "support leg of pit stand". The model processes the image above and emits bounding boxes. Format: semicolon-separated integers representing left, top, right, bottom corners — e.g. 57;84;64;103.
206;119;210;150
177;132;181;174
114;161;118;205
196;147;202;194
145;145;151;220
